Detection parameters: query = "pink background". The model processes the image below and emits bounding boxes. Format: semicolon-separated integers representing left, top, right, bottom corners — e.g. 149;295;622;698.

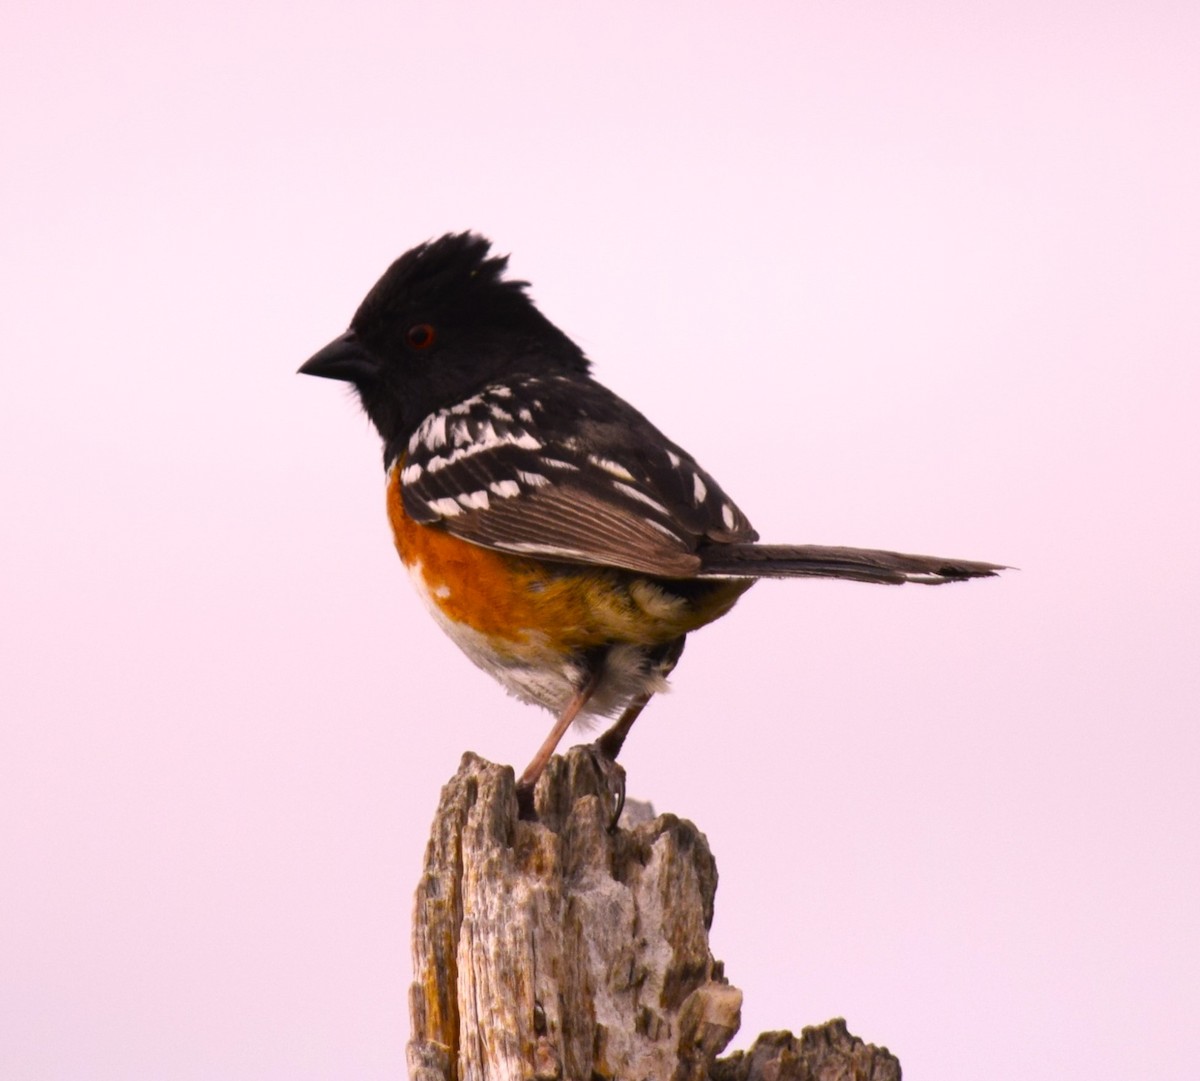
3;3;1197;1078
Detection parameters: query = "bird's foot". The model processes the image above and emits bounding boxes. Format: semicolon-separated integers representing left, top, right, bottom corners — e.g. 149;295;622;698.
584;742;627;832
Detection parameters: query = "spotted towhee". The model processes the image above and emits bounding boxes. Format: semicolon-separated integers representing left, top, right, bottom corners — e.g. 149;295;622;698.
300;233;1002;803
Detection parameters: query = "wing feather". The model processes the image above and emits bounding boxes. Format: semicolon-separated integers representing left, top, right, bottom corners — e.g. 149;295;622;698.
398;375;752;577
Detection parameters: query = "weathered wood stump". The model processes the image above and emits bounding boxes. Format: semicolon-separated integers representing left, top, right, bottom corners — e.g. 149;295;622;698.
408;748;900;1081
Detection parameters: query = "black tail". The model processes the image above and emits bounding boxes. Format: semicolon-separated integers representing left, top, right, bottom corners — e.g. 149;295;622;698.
698;544;1006;585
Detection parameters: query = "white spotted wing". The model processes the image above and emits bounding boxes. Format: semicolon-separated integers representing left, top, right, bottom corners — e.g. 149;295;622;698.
397;375;756;578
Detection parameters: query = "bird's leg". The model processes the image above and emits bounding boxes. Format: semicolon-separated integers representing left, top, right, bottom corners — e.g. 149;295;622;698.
516;672;600;818
584;693;655;830
594;636;683;764
594;693;653;762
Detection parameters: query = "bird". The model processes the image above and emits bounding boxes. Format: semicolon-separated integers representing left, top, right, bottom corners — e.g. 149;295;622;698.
299;232;1002;809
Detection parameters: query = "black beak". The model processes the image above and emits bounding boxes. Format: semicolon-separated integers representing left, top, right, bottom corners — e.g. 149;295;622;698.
298;330;380;383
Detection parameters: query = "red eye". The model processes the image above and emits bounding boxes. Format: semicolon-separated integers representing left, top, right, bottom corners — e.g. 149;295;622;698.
405;323;436;350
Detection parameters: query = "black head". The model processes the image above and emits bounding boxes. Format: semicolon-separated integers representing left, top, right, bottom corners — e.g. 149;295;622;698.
299;233;589;461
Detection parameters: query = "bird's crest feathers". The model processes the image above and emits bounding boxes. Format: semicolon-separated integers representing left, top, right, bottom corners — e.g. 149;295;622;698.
352;232;534;332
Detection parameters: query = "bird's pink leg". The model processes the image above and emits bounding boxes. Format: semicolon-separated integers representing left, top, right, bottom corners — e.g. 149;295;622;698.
517;673;600;803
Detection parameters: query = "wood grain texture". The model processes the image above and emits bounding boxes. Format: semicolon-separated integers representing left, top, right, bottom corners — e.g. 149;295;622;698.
408;749;900;1081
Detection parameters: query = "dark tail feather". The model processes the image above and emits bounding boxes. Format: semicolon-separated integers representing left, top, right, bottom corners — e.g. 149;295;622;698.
698;544;1006;585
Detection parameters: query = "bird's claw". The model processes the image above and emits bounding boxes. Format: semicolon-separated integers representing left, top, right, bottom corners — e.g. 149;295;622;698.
585;743;627;832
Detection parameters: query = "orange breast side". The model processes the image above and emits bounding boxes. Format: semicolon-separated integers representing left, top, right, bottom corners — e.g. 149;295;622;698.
387;465;599;645
385;461;751;650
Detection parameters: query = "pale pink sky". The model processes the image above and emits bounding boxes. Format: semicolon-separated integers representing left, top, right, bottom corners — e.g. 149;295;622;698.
3;3;1197;1079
